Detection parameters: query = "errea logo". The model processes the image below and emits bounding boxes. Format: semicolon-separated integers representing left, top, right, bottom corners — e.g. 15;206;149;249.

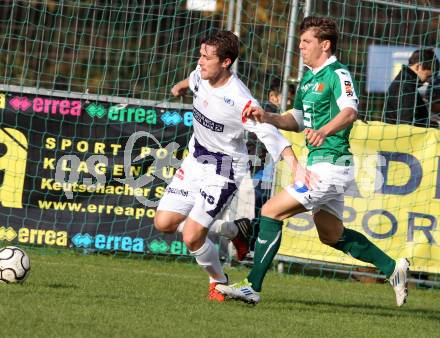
85;103;157;124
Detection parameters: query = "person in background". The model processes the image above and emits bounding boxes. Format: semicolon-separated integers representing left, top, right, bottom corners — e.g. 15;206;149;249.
383;48;439;127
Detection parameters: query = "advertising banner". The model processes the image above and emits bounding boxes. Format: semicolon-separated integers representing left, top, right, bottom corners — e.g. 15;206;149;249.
0;90;228;258
277;121;440;274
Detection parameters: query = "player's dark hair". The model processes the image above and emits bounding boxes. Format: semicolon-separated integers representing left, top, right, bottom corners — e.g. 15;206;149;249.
269;78;282;95
300;16;339;54
201;30;239;69
408;48;439;71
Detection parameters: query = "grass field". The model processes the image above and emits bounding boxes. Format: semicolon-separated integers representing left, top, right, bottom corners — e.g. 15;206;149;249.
1;249;439;338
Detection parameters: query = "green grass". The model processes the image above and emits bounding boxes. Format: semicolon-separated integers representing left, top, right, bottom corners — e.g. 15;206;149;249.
1;250;439;338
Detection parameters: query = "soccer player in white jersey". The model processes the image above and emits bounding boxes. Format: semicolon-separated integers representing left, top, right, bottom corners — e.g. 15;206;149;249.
154;30;314;302
217;17;409;307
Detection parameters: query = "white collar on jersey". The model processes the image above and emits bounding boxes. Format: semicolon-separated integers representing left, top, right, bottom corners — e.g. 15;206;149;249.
307;55;337;75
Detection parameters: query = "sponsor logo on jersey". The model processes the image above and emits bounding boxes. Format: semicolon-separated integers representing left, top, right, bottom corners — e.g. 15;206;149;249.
301;82;315;92
193;107;224;132
344;80;354;97
72;233;144;252
200;189;215;204
165;187;189;197
224;97;234;106
175;168;185;180
313;82;325;93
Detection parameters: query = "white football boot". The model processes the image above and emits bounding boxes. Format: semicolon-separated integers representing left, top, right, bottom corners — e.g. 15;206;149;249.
389;258;410;307
215;278;261;304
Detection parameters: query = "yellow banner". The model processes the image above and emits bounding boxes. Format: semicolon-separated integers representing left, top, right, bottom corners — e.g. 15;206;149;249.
277;121;440;274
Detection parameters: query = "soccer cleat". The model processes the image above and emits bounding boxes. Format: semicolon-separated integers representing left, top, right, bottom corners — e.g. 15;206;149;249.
389;258;410;307
208;274;229;302
208;282;226;302
231;218;252;261
215;278;261;304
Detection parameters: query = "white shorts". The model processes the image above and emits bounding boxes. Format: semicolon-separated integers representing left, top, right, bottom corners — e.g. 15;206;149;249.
157;149;245;228
285;162;355;220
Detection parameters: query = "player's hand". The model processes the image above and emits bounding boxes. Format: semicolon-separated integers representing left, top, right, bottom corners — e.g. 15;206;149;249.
171;85;187;97
243;106;267;123
292;162;319;190
304;128;327;147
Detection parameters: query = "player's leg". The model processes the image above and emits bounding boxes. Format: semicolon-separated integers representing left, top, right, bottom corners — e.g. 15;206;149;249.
247;189;307;291
186;165;239;301
183;218;228;284
195;157;251;260
184;221;229;303
154;210;186;233
216;189;307;303
314;209;395;274
154;155;196;233
209;218;252;260
249;177;272;251
314;209;409;306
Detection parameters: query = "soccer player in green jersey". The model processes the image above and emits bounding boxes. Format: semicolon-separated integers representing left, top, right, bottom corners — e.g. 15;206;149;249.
216;16;409;307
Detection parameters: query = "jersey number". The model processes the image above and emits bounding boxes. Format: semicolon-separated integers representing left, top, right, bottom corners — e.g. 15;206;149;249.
303;103;312;128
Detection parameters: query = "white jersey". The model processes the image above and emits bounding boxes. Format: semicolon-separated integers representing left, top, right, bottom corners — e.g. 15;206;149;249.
188;65;290;163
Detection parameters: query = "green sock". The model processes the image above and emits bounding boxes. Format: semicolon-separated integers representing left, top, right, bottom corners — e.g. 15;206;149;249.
248;216;283;292
331;227;396;277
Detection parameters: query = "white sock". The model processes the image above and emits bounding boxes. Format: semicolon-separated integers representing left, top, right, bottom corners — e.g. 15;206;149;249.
209;219;238;240
189;238;227;283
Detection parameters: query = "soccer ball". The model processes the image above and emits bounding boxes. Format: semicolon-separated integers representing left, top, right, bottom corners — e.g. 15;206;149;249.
0;246;30;284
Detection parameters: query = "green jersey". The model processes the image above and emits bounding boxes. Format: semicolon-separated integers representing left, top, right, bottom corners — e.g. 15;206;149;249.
293;56;358;166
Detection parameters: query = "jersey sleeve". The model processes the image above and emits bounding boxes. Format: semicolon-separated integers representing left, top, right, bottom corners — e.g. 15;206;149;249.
244;119;291;162
333;69;359;111
188;65;202;92
234;87;291;161
290;109;305;131
291;85;305;131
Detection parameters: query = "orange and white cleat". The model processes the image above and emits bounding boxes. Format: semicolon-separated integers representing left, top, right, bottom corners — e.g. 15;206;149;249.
208;282;227;302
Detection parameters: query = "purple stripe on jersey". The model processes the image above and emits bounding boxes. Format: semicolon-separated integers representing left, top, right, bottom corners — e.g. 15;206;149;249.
193;138;234;180
206;180;237;219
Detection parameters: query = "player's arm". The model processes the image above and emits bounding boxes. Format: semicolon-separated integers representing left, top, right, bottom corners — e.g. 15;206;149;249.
244;112;317;188
171;78;190;97
305;107;357;146
244;106;303;132
280;146;318;189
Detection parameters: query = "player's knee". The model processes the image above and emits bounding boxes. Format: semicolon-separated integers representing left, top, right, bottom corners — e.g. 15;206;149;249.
318;233;339;246
154;212;176;233
182;232;204;252
261;203;277;219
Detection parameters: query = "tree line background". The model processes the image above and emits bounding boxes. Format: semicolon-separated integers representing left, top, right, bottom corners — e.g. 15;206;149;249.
0;0;438;120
